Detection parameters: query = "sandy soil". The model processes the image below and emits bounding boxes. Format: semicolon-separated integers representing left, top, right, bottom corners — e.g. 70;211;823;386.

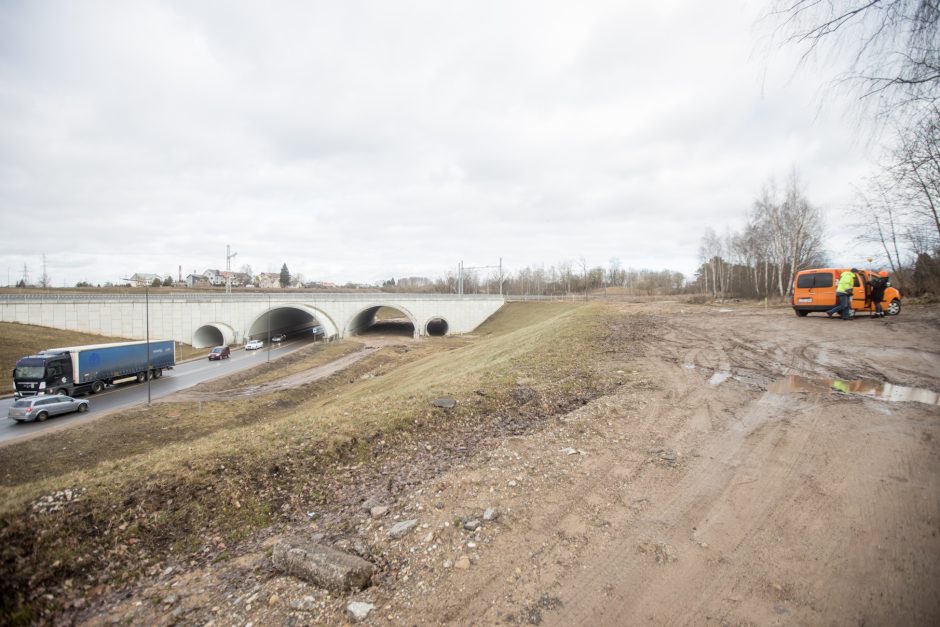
81;303;940;625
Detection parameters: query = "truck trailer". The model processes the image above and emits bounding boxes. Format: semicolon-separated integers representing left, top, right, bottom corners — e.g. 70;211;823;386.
12;340;175;398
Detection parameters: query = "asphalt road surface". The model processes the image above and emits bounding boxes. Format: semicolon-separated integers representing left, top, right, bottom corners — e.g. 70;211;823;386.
0;337;316;445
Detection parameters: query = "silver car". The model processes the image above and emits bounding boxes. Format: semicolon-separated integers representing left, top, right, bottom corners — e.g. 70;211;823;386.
8;395;90;422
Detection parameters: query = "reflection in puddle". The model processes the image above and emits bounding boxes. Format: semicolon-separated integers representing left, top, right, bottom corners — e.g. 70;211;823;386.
769;375;939;406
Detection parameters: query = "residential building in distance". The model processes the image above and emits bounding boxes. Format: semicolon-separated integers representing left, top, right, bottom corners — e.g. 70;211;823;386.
129;273;159;286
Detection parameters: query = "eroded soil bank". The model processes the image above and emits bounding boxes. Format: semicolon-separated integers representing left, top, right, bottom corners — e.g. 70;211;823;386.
7;302;940;625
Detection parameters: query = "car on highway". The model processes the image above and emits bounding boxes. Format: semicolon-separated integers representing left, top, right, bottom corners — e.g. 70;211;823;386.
8;395;90;422
271;334;286;343
208;346;231;361
245;339;263;350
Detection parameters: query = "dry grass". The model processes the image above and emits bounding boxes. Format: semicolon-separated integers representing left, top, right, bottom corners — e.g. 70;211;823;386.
0;301;619;623
229;339;362;386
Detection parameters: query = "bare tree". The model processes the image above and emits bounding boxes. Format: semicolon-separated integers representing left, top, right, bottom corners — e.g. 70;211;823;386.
890;106;940;243
768;0;940;125
697;172;826;298
854;177;909;283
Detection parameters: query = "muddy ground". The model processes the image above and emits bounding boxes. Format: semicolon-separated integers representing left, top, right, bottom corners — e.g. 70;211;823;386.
70;302;940;625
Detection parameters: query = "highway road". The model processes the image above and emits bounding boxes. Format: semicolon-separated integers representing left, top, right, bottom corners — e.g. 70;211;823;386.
0;337;318;446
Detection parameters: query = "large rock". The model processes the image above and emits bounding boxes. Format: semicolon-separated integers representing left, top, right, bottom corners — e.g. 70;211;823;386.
388;518;419;539
272;537;376;591
347;601;376;621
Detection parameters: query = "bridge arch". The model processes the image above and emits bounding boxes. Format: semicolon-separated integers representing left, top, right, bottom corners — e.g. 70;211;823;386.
193;322;235;348
246;304;338;341
345;303;418;337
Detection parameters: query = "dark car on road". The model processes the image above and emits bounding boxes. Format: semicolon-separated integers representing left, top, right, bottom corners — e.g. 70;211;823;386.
208;346;231;361
8;395;90;422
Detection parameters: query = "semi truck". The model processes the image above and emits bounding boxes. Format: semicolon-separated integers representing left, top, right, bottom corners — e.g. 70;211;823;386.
12;340;175;398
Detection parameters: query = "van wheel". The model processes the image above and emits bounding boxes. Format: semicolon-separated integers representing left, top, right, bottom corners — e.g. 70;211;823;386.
36;411;48;422
795;309;809;317
91;381;104;394
888;299;901;315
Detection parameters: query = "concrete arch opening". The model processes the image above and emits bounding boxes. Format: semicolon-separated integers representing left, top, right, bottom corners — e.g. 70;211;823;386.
347;306;416;337
426;317;449;336
193;323;235;348
247;306;327;342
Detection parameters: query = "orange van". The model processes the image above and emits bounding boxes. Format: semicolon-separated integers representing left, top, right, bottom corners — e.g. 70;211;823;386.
792;268;901;317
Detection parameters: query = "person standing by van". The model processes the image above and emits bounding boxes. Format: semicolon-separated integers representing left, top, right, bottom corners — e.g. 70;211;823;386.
826;268;857;319
869;271;890;318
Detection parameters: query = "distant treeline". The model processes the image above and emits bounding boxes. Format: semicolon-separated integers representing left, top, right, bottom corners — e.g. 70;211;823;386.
382;263;686;296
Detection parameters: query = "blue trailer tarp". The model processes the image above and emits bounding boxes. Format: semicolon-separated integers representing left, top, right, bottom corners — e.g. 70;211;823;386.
76;340;175;381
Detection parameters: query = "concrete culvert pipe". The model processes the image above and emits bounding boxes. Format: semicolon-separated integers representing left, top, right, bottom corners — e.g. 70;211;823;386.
426;318;449;336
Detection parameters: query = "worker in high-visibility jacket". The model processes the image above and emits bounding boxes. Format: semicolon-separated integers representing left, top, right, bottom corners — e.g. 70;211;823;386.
826;268;857;319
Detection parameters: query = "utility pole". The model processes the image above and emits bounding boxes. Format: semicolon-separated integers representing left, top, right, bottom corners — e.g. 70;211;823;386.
459;259;505;296
226;245;238;294
121;277;152;405
21;263;30;287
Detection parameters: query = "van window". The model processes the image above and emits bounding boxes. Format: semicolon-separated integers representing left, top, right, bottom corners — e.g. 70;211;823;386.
797;274;815;289
797;272;834;289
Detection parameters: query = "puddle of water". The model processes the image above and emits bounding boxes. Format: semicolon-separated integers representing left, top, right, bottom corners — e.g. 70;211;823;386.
718;308;735;313
769;375;940;406
682;363;696;370
709;371;732;385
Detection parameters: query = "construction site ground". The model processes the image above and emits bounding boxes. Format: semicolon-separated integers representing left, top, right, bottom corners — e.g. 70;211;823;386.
4;301;939;625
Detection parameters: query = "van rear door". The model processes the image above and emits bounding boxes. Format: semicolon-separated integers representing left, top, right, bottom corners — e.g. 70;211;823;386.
795;271;836;307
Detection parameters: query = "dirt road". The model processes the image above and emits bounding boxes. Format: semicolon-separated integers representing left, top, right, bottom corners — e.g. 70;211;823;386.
82;303;940;625
371;303;940;625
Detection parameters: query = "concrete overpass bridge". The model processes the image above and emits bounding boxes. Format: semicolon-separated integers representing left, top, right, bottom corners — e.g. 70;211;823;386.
0;293;505;348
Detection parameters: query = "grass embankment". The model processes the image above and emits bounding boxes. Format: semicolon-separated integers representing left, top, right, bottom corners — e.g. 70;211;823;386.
0;302;630;624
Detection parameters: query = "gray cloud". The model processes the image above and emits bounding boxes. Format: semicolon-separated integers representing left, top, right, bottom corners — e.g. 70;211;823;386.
0;0;879;287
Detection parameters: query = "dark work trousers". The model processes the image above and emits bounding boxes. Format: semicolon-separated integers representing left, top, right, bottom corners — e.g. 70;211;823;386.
827;291;852;318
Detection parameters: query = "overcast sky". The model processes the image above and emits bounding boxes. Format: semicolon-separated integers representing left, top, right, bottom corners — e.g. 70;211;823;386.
0;0;878;287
